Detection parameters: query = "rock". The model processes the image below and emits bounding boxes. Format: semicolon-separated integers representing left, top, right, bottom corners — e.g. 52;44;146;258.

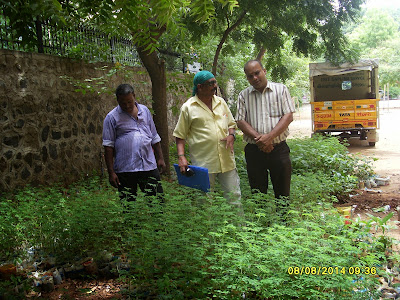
99;250;113;263
381;292;397;299
82;258;98;275
375;177;391;186
52;268;62;285
98;265;112;278
37;256;56;270
365;188;382;193
365;179;371;189
370;179;378;188
40;275;54;292
63;263;84;279
0;263;17;280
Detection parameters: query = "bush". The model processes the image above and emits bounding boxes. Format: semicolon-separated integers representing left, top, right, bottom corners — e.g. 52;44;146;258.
0;137;388;299
116;183;382;299
288;135;375;194
289;135;374;179
0;178;124;262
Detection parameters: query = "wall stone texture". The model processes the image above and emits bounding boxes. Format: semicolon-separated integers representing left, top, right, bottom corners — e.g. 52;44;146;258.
0;49;190;192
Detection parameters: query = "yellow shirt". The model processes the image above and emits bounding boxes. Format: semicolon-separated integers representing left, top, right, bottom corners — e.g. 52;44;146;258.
173;95;236;174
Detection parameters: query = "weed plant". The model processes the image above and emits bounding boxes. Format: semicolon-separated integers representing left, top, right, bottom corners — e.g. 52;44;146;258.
0;178;124;263
117;184;382;299
289;135;375;197
0;136;389;299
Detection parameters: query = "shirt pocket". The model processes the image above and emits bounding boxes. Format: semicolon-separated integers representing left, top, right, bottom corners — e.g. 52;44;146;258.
268;98;282;117
117;120;138;137
138;119;151;135
215;106;229;129
214;111;228;130
191;112;211;132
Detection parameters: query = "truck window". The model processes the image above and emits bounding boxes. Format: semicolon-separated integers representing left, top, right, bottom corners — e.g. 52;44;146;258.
342;81;352;90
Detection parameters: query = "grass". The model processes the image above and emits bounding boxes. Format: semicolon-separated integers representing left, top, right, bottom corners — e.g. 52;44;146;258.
0;135;391;299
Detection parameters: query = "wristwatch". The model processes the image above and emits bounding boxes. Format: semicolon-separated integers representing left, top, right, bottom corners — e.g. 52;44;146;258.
229;133;236;141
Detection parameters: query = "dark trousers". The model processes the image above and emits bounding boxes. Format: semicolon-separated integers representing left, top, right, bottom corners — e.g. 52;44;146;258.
244;142;292;199
117;169;163;202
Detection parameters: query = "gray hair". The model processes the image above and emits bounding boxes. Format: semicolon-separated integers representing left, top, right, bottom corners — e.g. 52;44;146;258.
115;84;135;98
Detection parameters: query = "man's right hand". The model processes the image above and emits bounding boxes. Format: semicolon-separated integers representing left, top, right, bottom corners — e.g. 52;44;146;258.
255;134;274;153
108;171;120;188
178;156;189;174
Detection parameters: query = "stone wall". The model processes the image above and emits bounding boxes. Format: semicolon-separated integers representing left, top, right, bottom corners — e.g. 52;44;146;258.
0;49;190;192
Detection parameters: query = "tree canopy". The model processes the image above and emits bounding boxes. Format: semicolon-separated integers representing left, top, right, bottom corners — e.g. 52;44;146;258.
1;0;239;175
2;0;372;170
349;10;399;49
347;7;400;96
183;0;364;76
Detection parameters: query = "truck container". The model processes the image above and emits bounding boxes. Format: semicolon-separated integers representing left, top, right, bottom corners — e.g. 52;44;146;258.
309;59;379;146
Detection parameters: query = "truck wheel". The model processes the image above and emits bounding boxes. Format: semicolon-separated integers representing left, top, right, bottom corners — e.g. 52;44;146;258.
368;142;376;146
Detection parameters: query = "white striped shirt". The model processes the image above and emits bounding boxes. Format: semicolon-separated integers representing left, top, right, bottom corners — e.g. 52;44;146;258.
236;81;295;144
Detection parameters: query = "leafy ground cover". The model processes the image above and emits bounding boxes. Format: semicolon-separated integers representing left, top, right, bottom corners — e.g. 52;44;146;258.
0;136;396;299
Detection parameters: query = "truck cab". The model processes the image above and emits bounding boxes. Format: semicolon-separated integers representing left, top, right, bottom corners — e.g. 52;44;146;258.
309;59;379;146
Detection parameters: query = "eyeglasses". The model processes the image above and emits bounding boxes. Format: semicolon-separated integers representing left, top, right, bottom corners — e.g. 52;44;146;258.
202;80;217;87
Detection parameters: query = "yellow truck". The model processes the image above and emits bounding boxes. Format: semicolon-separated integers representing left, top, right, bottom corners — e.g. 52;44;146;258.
309;59;379;146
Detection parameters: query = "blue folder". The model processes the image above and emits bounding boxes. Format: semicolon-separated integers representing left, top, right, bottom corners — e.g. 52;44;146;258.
173;164;210;192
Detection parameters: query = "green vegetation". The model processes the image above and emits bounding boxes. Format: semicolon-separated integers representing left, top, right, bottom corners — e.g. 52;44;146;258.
346;7;400;98
0;136;393;299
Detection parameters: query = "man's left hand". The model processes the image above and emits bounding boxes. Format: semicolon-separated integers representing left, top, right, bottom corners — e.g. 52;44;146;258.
157;159;166;174
221;135;235;153
259;143;274;153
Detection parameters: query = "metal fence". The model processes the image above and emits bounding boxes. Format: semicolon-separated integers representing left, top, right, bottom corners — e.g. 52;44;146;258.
0;15;184;71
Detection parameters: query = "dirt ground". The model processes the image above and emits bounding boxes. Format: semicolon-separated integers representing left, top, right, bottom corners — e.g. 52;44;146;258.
27;278;124;299
291;100;400;236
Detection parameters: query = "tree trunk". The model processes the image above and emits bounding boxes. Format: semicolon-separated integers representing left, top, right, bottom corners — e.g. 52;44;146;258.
137;47;170;176
35;17;44;53
256;47;266;61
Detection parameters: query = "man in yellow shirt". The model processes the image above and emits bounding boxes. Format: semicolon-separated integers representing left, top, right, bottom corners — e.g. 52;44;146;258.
173;71;242;209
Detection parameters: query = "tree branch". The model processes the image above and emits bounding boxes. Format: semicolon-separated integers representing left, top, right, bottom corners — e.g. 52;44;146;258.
212;10;247;75
256;47;266;61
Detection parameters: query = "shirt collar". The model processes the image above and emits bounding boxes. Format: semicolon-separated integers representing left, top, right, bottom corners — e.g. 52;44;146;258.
249;81;272;94
117;101;142;116
192;95;221;111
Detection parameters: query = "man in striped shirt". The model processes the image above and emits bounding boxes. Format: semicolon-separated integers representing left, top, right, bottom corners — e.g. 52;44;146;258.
236;60;295;212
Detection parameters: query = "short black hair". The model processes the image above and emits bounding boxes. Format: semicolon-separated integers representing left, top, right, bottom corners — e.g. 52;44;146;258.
244;60;264;72
115;84;135;98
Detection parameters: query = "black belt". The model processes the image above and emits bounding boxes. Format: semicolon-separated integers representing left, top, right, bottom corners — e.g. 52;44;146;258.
273;140;286;146
248;140;286;147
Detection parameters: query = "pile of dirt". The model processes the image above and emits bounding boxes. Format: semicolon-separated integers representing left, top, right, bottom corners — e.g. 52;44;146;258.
345;189;400;213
